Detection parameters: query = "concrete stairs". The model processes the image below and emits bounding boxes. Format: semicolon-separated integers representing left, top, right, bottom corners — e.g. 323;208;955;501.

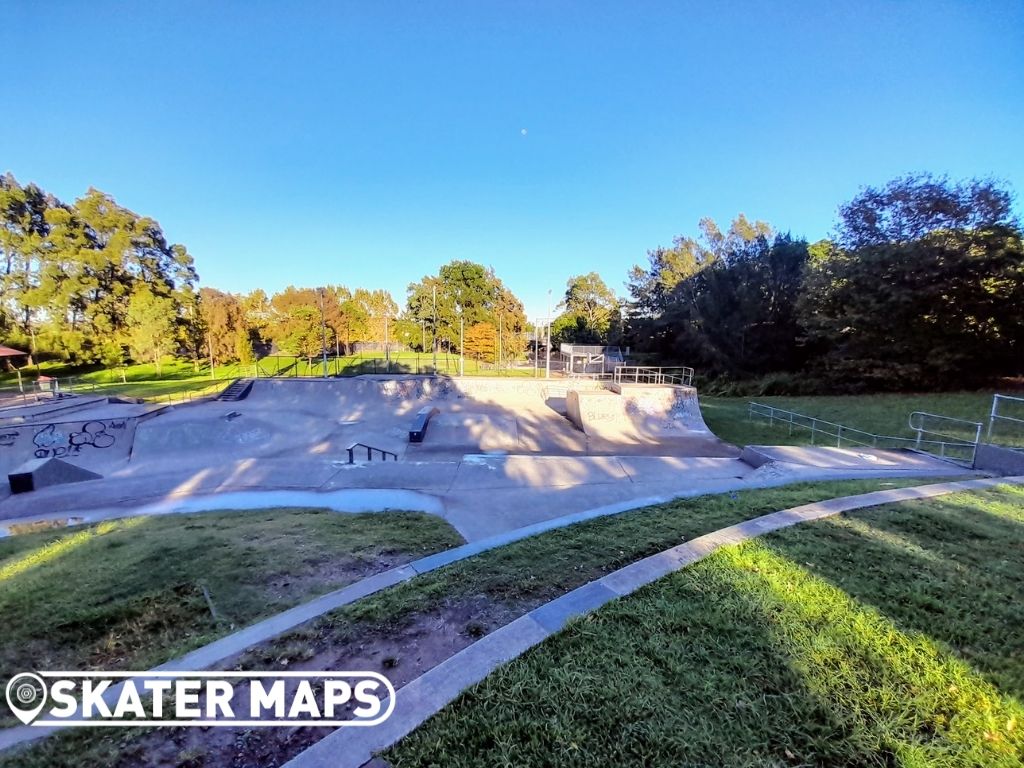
217;378;254;402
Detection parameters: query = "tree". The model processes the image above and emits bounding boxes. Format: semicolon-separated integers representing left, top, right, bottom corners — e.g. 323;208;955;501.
0;174;197;366
125;289;178;374
241;289;273;350
406;260;526;359
556;272;619;344
623;215;774;364
835;173;1017;250
235;327;255;366
276;307;335;365
797;175;1023;389
199;288;245;365
463;322;497;362
0;174;51;359
691;234;809;376
800;227;1024;388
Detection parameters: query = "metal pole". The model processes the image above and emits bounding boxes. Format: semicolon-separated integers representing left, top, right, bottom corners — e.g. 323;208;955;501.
432;285;437;372
534;320;538;378
545;290;551;379
460;314;465;377
318;288;328;377
384;314;390;370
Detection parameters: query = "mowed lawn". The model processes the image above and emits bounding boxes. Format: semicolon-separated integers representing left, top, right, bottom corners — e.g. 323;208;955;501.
389;484;1024;768
0;509;462;687
701;391;1022;448
0;353;537;404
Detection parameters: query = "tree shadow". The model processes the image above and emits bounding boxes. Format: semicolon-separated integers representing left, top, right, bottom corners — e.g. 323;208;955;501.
761;488;1024;701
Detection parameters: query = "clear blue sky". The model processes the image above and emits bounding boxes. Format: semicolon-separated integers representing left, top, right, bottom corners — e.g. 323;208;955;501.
3;1;1022;319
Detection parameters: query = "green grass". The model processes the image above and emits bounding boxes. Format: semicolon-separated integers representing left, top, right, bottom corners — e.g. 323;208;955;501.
388;484;1024;768
0;478;955;767
0;352;539;404
0;509;462;685
701;391;1022;448
299;477;947;636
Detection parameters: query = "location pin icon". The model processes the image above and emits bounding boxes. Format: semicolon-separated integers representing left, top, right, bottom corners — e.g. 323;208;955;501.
5;673;48;725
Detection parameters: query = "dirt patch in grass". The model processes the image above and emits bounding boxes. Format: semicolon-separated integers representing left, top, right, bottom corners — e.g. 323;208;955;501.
87;593;522;768
0;509;463;729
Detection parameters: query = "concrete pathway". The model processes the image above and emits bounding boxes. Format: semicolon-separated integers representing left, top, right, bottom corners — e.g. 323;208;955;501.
282;475;1023;768
0;449;964;541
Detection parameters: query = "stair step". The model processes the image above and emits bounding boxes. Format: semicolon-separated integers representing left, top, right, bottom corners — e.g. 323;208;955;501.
217;379;254;402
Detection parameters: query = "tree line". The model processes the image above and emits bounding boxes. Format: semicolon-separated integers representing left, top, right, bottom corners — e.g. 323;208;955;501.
620;174;1023;391
0;173;533;371
3;170;1020;391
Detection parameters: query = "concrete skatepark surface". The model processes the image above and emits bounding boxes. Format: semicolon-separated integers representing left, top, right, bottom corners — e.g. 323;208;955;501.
0;376;968;541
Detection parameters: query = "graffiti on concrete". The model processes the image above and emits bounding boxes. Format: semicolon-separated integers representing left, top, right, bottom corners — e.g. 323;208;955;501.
32;420;122;459
0;431;21;447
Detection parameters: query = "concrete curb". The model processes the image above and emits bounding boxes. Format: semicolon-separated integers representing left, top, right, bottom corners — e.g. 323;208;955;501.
0;475;1009;754
282;475;1023;768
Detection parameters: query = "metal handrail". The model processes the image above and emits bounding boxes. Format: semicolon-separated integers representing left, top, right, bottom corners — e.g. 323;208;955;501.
748;402;978;465
345;442;399;464
988;394;1024;441
908;411;982;447
613;365;695;387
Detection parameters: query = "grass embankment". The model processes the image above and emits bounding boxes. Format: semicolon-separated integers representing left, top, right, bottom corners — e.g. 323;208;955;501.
1;477;962;767
0;509;462;687
390;484;1024;768
701;391;1021;448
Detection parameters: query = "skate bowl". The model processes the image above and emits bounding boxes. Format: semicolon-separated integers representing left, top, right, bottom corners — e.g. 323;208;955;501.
129;376;737;465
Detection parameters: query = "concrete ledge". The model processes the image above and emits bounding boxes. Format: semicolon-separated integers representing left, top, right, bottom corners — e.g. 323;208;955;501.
739;445;774;468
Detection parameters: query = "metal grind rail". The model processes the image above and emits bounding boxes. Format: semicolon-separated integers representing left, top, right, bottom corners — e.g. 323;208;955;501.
748;402;979;465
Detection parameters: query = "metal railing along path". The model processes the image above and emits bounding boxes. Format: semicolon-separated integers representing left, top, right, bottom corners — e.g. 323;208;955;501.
988;394;1024;446
748;402;979;466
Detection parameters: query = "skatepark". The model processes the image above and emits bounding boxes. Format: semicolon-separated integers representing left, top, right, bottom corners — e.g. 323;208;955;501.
0;373;965;540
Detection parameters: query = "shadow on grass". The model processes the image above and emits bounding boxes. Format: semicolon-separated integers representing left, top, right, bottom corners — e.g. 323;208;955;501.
386;488;1024;768
764;485;1024;701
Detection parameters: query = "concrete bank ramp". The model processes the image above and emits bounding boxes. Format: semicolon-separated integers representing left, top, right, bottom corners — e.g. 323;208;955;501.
567;385;711;439
8;457;102;493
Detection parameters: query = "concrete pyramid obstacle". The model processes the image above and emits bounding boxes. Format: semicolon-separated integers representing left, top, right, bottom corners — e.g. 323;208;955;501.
8;457;102;494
